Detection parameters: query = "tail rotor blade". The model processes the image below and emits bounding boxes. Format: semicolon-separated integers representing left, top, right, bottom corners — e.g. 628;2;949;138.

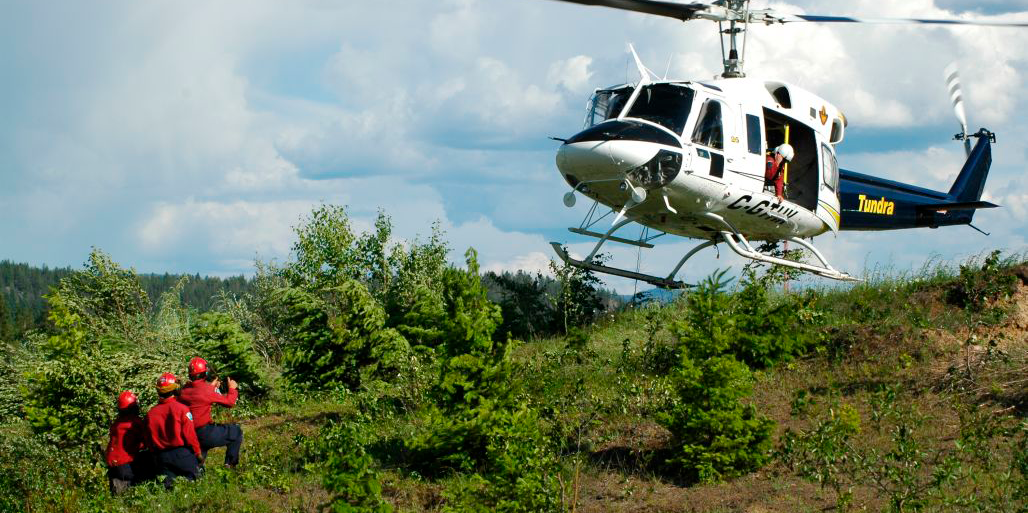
945;63;968;133
944;63;972;156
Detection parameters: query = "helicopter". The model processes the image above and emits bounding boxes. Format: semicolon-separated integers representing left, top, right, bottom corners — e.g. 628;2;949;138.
544;0;1027;288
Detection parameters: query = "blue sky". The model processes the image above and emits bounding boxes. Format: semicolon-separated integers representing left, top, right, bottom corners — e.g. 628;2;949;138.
1;0;1026;292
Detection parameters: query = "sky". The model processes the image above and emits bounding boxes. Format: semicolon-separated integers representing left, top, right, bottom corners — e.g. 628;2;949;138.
1;0;1026;292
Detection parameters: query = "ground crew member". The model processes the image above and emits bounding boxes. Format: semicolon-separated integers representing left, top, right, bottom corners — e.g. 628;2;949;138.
105;390;152;495
179;357;243;468
147;372;203;489
765;143;794;202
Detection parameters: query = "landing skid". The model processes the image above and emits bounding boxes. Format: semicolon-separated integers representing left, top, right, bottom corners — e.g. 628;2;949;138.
550;242;691;289
550;206;859;288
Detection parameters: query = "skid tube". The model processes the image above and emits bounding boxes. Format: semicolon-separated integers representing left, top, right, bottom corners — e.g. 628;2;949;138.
550;242;692;289
698;212;860;282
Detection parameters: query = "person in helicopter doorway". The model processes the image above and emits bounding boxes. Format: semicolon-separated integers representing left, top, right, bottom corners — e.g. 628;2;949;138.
765;143;795;203
105;390;155;495
179;357;243;469
147;372;204;489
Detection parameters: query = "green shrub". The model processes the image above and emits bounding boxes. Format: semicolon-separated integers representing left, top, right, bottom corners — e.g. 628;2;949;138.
657;354;774;483
0;430;108;512
317;421;392;513
675;269;819;368
189;311;269;395
277;281;410;391
440;407;560;513
549;254;604;334
947;250;1018;315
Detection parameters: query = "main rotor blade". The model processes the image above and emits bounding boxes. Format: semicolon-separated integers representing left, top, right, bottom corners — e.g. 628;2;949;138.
546;0;709;22
784;14;1028;28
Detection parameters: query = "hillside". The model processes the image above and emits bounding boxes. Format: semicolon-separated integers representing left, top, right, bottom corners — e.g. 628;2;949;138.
1;208;1026;512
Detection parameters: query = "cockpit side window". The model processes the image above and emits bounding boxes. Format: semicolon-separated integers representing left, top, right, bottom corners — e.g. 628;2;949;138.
624;84;694;134
821;143;839;191
691;99;724;150
584;87;634;128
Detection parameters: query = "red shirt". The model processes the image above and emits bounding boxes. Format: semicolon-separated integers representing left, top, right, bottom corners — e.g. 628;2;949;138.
146;396;202;457
105;414;147;466
179;380;238;428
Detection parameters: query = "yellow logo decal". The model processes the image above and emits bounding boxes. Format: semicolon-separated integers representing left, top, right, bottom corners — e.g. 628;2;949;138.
858;194;894;215
819;106;828;125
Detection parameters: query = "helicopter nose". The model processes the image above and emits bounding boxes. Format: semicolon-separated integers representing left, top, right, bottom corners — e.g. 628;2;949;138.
556;139;658;181
556;119;682;184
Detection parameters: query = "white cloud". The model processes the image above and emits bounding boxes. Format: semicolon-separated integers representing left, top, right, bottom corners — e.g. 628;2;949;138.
548;55;595;94
1;0;1026;287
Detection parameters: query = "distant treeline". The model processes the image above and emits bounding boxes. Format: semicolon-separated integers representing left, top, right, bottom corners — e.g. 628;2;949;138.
0;259;624;342
0;260;253;339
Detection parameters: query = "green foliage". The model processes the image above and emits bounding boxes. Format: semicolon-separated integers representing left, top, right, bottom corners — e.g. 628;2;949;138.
549;253;604;333
0;430;109;512
779;389;1028;512
22;345;120;447
947;250;1018;317
277;280;410;391
51;249;150;341
0;294;12;342
484;271;553;340
657;354;774;483
674;268;821;368
318;421;392;513
440;407;560;513
189;311;269;395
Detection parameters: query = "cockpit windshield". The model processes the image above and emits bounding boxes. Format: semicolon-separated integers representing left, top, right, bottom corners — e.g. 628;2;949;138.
584;86;634;128
625;84;694;135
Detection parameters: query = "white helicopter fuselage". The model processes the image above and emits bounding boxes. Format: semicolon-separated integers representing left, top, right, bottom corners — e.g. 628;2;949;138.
557;76;846;242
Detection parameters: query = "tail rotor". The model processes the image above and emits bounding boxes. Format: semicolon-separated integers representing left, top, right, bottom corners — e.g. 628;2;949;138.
944;63;971;157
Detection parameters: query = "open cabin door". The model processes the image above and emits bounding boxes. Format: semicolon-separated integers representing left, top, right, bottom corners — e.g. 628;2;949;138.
763;108;818;211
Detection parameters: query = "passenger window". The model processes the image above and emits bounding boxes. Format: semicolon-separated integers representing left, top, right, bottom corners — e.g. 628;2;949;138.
821;144;838;191
691;100;724;150
745;114;761;155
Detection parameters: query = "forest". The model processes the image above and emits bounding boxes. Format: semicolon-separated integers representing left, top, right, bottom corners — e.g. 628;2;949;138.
0;203;1026;512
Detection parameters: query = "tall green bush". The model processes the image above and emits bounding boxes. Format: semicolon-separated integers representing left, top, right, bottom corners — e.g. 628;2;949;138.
657;353;774;483
277;280;409;390
189;311;269;395
408;250;560;509
675;269;819;368
21;296;120;447
318;421;392;513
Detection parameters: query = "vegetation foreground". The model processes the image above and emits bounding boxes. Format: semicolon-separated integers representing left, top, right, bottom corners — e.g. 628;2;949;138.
1;204;1026;513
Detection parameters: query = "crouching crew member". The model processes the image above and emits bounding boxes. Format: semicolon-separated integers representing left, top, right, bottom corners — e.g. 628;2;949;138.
105;390;153;495
180;357;243;468
147;372;203;489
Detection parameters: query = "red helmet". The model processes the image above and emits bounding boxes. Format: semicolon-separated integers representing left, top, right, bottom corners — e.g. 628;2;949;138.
188;357;208;379
117;390;138;410
156;372;180;394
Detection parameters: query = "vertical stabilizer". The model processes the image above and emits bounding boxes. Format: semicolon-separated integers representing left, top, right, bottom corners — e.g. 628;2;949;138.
947;134;992;203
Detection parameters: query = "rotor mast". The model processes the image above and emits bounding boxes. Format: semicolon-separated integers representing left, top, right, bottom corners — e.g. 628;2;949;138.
716;0;749;78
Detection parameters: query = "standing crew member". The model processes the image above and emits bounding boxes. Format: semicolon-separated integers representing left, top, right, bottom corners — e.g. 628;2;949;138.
105;390;152;495
179;357;243;468
765;143;794;202
147;372;203;489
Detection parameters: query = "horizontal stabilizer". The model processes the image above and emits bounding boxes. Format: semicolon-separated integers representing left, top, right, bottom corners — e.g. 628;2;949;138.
916;200;999;212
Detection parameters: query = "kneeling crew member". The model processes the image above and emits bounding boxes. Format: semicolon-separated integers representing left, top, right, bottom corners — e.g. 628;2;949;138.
105;390;152;495
180;357;243;468
147;372;203;489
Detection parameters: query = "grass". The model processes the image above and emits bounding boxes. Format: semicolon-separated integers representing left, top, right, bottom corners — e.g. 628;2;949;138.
2;254;1026;512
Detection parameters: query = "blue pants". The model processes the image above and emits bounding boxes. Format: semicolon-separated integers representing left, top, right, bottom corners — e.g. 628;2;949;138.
156;447;199;490
196;423;243;466
108;454;156;494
